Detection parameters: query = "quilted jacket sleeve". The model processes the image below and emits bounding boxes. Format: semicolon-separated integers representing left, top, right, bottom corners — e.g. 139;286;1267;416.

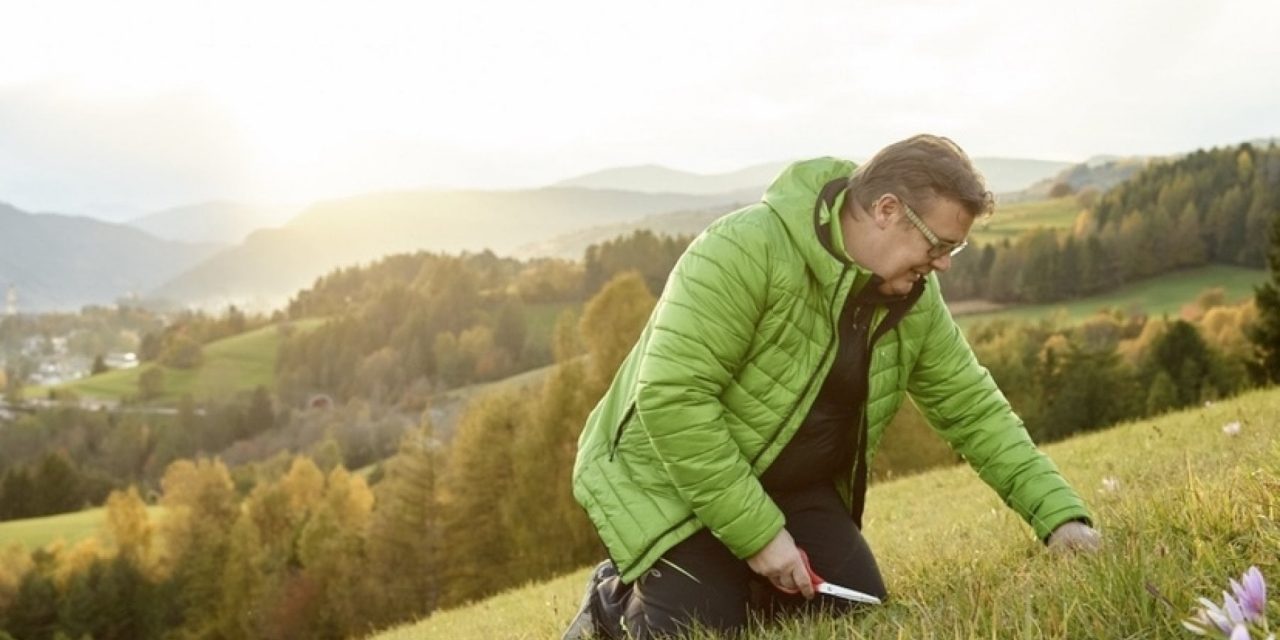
907;294;1092;540
634;225;784;560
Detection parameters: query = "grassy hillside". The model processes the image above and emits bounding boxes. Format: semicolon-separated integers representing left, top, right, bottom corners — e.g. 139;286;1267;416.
955;264;1267;329
373;386;1280;639
0;506;164;551
970;196;1081;246
33;318;326;403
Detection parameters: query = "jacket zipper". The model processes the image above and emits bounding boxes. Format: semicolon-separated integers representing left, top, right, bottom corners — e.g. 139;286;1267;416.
608;401;638;461
849;411;869;519
750;264;852;467
846;289;921;518
848;306;872;518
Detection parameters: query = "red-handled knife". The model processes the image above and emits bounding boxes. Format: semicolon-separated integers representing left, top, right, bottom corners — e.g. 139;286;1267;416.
796;549;882;605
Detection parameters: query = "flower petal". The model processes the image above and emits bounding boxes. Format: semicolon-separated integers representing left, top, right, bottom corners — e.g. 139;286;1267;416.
1241;566;1267;617
1182;618;1211;636
1223;592;1247;626
1204;606;1235;634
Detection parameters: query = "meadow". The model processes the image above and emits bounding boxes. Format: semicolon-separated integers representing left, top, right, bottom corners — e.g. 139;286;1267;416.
955;265;1267;329
0;506;164;551
29;318;327;403
970;196;1082;246
374;386;1280;639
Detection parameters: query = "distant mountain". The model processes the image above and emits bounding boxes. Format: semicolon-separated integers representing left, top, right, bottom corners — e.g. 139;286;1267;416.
512;204;735;260
557;157;1072;199
1012;157;1150;201
973;158;1075;194
129;201;300;244
0;202;223;311
151;187;742;309
556;162;791;195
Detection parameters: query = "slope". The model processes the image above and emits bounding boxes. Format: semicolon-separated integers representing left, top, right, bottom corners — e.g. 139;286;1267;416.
35;318;326;403
374;386;1280;639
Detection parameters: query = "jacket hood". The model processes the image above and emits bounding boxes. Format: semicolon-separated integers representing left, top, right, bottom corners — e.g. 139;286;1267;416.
761;157;860;287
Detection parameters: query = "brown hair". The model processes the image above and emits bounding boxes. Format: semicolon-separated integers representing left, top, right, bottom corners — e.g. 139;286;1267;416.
846;134;995;219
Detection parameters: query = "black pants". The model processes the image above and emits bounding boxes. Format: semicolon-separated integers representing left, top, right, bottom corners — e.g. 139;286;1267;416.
593;483;886;638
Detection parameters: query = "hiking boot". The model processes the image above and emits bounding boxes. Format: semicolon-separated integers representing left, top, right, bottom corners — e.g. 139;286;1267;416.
561;560;617;640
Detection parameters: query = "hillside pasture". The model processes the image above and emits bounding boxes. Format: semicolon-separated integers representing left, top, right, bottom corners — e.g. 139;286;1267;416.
30;318;327;403
970;196;1081;246
0;506;164;552
954;265;1266;329
373;386;1280;639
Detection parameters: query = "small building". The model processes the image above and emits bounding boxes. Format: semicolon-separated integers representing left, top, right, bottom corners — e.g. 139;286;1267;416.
105;352;140;369
307;394;334;411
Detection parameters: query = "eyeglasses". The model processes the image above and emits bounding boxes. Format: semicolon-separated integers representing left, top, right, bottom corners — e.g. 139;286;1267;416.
896;196;968;259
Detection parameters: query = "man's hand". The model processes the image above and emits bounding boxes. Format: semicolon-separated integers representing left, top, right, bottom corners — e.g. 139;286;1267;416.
746;528;815;598
1047;521;1102;553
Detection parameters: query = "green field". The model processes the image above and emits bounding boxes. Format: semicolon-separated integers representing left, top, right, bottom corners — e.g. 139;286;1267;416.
955;265;1267;329
372;386;1280;639
970;196;1081;246
32;318;327;403
0;506;164;551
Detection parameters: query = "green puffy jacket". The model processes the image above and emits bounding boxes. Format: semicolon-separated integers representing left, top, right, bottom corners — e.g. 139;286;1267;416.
572;157;1091;584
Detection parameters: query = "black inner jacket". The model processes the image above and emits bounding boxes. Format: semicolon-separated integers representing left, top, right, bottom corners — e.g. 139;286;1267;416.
760;178;926;525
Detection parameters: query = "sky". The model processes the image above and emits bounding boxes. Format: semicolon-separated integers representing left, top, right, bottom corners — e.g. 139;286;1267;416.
1;0;1278;221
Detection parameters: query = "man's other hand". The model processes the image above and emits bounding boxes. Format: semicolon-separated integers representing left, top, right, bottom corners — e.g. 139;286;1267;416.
1047;521;1102;553
746;528;815;598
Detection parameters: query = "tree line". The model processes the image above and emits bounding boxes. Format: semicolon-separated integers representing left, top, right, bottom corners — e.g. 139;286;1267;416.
272;231;688;411
942;142;1278;302
0;388;280;522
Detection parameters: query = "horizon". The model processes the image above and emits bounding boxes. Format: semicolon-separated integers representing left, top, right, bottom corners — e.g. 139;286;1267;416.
3;0;1279;221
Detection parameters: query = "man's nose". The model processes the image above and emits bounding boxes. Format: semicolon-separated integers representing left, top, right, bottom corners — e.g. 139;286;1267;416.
931;253;953;272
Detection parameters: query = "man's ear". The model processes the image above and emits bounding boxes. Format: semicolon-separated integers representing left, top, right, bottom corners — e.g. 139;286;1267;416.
870;195;895;230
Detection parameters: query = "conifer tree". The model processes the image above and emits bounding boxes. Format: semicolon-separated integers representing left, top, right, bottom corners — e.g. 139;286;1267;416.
437;392;521;606
3;570;57;640
1249;209;1280;382
217;513;266;639
32;452;83;516
1142;320;1216;408
156;458;238;637
297;467;375;636
368;422;444;622
0;468;35;520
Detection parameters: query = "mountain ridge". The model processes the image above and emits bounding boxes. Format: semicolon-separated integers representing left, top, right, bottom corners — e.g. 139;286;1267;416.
0;202;223;311
150;186;747;309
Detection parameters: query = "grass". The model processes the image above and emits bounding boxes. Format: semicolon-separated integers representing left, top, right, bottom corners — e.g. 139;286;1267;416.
31;318;327;404
955;265;1267;329
970;197;1082;246
0;506;164;551
372;386;1280;639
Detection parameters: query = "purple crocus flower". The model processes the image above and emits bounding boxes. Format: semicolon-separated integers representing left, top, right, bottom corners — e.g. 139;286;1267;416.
1223;591;1248;626
1195;597;1238;635
1230;624;1251;640
1230;566;1267;623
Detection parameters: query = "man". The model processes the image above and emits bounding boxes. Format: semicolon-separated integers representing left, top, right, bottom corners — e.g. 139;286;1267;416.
564;135;1101;639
